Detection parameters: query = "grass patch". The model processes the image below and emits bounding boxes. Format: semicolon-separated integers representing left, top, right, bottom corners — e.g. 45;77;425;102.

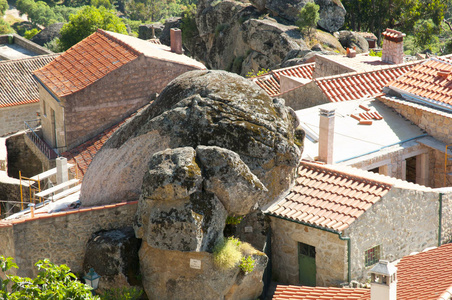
4;14;23;25
213;237;256;274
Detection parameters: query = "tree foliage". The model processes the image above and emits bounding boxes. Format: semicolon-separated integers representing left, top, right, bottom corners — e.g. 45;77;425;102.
296;2;320;37
59;6;127;50
343;0;447;39
0;19;14;34
0;256;98;299
125;0;185;22
0;0;8;16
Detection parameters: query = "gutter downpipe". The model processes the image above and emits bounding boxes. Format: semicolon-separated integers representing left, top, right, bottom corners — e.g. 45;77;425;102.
268;213;351;283
439;193;443;247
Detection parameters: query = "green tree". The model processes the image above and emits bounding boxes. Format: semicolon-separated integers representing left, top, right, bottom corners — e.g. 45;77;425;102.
296;2;320;38
0;256;98;299
181;3;197;42
59;6;127;50
0;0;8;16
413;19;440;50
343;0;447;40
0;19;13;33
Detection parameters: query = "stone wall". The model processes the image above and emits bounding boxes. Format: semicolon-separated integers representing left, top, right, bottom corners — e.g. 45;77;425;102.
344;143;446;188
378;97;452;145
0;201;137;277
440;192;452;244
11;34;53;55
313;55;355;78
346;187;440;281
6;132;43;179
270;216;347;287
279;81;329;111
0;104;39;137
40;55;203;152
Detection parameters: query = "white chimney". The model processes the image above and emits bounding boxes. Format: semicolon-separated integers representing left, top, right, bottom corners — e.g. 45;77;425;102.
370;260;397;300
56;156;68;186
318;108;335;164
381;28;405;64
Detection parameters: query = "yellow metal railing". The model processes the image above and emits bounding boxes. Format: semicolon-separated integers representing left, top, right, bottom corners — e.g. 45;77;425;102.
19;171;42;211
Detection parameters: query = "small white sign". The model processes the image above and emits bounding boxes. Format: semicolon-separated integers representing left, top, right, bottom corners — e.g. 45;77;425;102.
245;226;253;233
190;259;201;269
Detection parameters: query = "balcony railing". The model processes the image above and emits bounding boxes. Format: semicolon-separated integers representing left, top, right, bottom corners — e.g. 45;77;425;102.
24;120;59;160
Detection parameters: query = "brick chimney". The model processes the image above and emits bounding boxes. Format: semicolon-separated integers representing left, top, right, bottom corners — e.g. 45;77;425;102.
318;108;335;164
170;28;183;54
381;28;405;64
370;260;397;300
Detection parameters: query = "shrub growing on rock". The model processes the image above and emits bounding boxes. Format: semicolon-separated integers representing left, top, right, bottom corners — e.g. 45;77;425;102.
297;2;320;38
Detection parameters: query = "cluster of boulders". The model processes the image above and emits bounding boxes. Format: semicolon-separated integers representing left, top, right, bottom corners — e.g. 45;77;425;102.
80;70;304;299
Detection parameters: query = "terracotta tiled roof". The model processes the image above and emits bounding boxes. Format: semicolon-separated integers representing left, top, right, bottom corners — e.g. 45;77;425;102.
387;58;452;109
315;61;419;102
397;243;452;300
251;63;315;96
272;285;369;300
0;54;59;108
382;28;405;39
34;29;141;98
267;160;392;231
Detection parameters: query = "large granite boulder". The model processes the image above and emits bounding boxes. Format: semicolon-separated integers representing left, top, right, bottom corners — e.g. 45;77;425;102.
338;30;369;53
31;23;64;47
80;70;303;299
83;227;141;291
80;70;303;208
315;0;346;32
139;243;268;300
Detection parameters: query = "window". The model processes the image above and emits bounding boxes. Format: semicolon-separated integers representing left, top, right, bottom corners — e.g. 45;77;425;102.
42;101;47;117
364;245;381;267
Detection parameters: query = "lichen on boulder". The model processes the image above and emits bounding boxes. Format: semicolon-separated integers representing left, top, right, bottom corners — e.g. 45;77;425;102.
80;70;304;299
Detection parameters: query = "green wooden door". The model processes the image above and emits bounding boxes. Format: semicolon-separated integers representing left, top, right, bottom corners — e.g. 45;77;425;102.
299;243;316;286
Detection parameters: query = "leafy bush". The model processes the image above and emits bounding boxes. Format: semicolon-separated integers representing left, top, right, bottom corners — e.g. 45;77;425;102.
369;49;382;57
246;68;270;78
0;256;98;299
44;37;62;52
24;28;40;39
101;286;143;300
296;2;319;37
0;19;14;34
238;256;255;274
225;215;243;225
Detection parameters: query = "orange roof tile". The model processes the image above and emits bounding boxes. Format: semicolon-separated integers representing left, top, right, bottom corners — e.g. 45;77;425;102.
34;29;141;97
0;54;59;108
316;61;419;102
397;243;452;300
267;160;392;231
252;63;315;96
387;57;452;110
272;285;369;300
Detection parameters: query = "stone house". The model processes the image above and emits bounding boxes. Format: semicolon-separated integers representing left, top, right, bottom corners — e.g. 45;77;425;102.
266;160;452;287
31;29;205;160
295;98;450;188
272;243;452;300
0;54;59;136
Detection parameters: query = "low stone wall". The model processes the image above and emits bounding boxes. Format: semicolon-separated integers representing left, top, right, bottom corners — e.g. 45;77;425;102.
0;104;40;137
10;34;53;55
313;55;355;78
346;187;440;281
279;81;329;111
379;97;452;145
270;216;347;287
0;201;137;277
